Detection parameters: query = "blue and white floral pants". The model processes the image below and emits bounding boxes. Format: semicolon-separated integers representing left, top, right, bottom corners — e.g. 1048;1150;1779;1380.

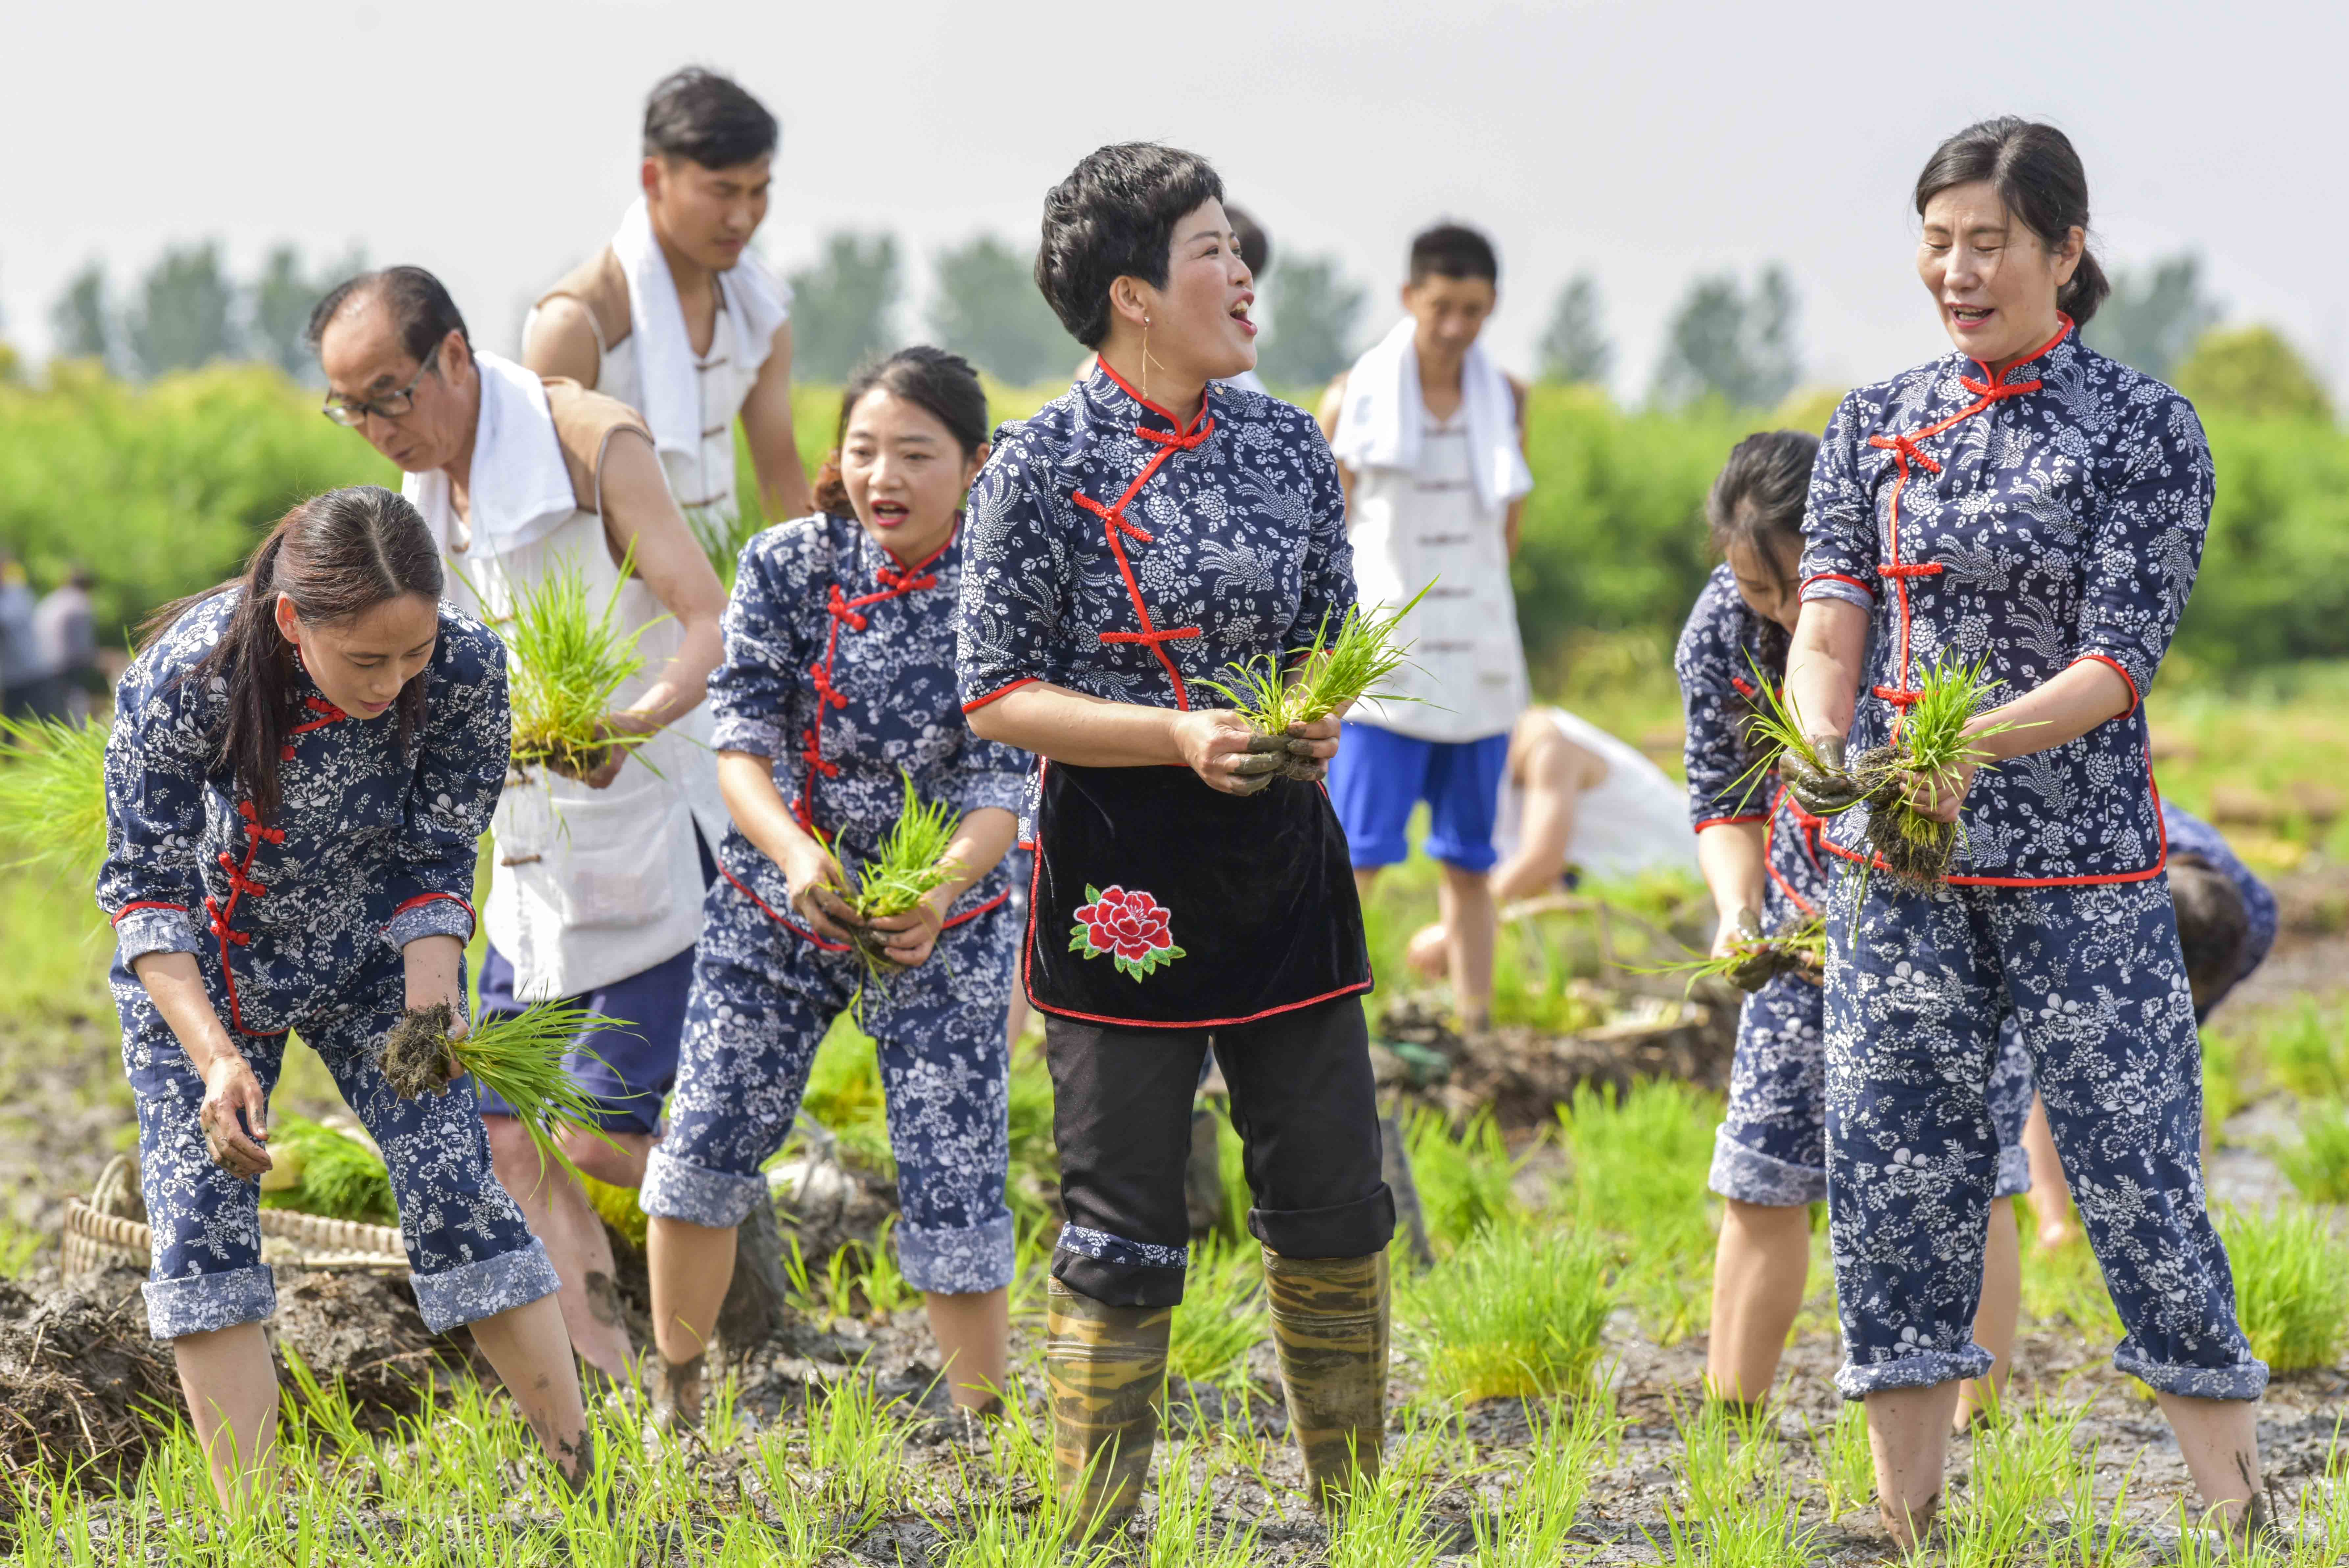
1712;971;2033;1206
1822;874;2267;1401
639;877;1019;1295
119;957;558;1341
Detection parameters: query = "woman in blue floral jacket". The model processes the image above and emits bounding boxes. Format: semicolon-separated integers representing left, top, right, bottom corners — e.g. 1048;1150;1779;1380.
100;487;586;1510
1779;119;2265;1546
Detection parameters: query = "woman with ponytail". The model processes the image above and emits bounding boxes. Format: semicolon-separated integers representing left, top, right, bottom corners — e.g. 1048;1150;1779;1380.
1777;119;2266;1548
99;486;589;1512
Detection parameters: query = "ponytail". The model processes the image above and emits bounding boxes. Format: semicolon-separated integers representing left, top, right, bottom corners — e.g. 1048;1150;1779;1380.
2058;250;2111;330
144;485;443;823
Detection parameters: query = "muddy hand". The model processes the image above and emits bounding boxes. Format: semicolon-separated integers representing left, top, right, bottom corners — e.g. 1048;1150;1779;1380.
1276;712;1340;783
1780;732;1869;815
1718;908;1780;993
200;1054;272;1178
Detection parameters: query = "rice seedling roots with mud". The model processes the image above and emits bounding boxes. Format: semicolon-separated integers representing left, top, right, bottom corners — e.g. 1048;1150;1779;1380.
377;1001;457;1100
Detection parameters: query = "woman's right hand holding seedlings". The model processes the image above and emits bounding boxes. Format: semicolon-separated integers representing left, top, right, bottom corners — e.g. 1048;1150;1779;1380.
199;1053;273;1179
1275;712;1341;783
1780;732;1872;816
1174;709;1286;796
783;841;862;944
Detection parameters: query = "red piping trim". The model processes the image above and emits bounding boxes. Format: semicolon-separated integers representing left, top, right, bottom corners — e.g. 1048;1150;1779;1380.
204;800;287;1036
962;677;1037;715
1804;572;1876;600
2073;653;2140;716
794;528;956;830
1694;814;1768;833
1729;675;1757;700
110;900;188;925
1068;372;1217;712
1828;759;2169;888
389;891;477;941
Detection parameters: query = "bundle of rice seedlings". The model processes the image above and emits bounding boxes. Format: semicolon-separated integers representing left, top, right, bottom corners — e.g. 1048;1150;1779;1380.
684;504;761;589
837;771;963;979
377;1000;622;1178
0;715;109;882
489;545;657;779
258;1114;397;1227
1644;914;1826;993
1195;582;1434;737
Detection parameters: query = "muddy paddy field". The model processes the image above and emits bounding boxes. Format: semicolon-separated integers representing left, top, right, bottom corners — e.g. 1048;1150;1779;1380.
3;682;2348;1564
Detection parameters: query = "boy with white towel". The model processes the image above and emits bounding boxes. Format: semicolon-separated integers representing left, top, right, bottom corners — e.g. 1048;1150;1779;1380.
1316;224;1534;1033
525;67;812;558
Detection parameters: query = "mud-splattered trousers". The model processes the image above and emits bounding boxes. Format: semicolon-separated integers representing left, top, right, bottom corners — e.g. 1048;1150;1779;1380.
1796;325;2264;1399
1675;566;2037;1206
99;592;557;1339
637;513;1030;1295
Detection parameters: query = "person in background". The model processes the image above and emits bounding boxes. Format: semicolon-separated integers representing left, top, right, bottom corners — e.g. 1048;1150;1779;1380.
2024;801;2278;1247
526;67;811;567
1679;431;2034;1431
1319;223;1533;1035
1403;702;1698;976
29;567;100;722
1217;207;1273;397
0;555;39;718
312;266;728;1387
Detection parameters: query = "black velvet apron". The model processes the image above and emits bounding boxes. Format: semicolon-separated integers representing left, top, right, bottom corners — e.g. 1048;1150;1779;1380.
1024;759;1371;1029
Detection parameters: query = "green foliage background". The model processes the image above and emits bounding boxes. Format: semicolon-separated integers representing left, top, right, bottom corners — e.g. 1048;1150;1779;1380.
7;362;2348;680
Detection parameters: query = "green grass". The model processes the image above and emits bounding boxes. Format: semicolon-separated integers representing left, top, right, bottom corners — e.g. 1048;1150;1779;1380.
2261;1000;2349;1102
1166;1239;1267;1388
1471;1396;1618;1566
2278;1099;2349;1203
2224;1204;2349;1372
1398;1217;1613;1403
1400;1105;1521;1251
0;714;109;884
1805;1401;1874;1521
1555;1078;1723;1341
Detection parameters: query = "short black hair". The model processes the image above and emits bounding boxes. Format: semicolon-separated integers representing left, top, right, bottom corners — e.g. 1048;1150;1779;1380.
1036;143;1225;349
643;67;778;169
812;346;990;516
306;265;471;366
1408;223;1499;286
1228;204;1270;279
2169;855;2250;1008
1707;429;1820;591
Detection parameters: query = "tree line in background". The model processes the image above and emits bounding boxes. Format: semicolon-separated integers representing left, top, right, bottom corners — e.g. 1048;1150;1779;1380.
7;236;2334;424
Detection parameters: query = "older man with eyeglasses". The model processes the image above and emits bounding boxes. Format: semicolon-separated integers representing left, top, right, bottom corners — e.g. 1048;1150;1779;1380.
309;265;727;1387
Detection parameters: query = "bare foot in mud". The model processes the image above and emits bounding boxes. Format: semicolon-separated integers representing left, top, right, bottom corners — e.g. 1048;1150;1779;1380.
649;1352;705;1434
1878;1491;1938;1553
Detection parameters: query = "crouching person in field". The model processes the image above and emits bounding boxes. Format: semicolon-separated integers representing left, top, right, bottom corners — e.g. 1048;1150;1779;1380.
100;489;587;1509
311;267;729;1386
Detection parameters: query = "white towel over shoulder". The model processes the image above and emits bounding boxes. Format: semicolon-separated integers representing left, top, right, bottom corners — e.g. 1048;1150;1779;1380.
401;350;576;556
1329;318;1531;513
611;197;790;465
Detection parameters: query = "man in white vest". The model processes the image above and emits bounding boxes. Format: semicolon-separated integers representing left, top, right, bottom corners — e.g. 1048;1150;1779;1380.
311;267;727;1383
1316;223;1534;1036
524;66;810;563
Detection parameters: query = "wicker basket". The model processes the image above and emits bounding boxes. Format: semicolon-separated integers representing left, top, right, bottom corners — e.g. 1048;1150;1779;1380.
63;1154;409;1278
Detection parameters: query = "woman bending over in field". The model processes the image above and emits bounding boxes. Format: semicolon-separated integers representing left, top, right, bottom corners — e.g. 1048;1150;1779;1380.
1679;430;2035;1429
1780;118;2266;1548
99;488;587;1510
640;349;1026;1425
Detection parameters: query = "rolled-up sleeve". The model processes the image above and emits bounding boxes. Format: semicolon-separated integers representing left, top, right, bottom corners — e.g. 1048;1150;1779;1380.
1799;392;1881;611
2072;392;2212;712
707;533;810;760
957;442;1067;712
1286;433;1358;655
380;633;507;951
98;676;209;966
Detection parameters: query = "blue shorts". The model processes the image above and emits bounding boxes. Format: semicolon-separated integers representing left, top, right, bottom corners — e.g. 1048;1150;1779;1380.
474;829;717;1135
1328;723;1511;872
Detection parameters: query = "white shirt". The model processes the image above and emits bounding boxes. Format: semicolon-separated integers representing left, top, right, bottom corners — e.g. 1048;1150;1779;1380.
1495;708;1699;882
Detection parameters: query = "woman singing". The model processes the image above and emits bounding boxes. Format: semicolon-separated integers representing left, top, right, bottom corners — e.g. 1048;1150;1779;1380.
959;143;1392;1527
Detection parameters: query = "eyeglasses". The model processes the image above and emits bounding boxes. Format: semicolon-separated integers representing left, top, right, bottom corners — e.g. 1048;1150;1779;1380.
321;347;440;427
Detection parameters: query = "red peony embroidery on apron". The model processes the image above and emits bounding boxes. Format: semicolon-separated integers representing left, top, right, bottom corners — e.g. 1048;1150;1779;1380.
1068;884;1187;980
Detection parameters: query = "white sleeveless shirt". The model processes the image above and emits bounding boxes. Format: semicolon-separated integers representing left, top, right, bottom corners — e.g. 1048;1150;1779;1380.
1495;708;1699;882
1344;412;1530;743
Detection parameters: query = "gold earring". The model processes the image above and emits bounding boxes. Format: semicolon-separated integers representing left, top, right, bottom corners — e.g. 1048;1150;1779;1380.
1141;317;1151;402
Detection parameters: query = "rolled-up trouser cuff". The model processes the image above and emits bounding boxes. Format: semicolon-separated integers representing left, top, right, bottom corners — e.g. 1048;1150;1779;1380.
1834;1345;1994;1400
639;1147;767;1228
145;1264;276;1340
2114;1346;2269;1401
1708;1129;1826;1206
1249;1183;1396;1261
410;1237;561;1335
1993;1145;2032;1199
899;1211;1017;1295
1054;1222;1189;1309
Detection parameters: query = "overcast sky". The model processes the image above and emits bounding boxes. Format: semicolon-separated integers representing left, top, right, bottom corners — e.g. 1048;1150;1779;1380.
7;0;2342;399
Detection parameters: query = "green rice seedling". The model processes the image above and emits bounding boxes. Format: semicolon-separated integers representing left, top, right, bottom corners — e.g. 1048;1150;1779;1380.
1399;1216;1613;1403
1642;914;1826;994
2223;1203;2349;1372
1471;1396;1618;1567
1861;650;2035;889
1806;1400;1875;1521
835;770;962;983
1167;1239;1266;1387
1195;581;1435;737
2277;1100;2349;1203
1942;1394;2091;1566
2276;1417;2349;1568
684;503;762;589
1555;1078;1722;1339
0;715;108;883
2202;1028;2252;1141
2049;1455;2149;1568
860;1216;918;1316
377;999;623;1181
1326;1436;1448;1568
1651;1404;1820;1568
1147;1440;1263;1568
489;543;658;779
257;1113;396;1226
2263;1000;2349;1101
1402;1106;1523;1251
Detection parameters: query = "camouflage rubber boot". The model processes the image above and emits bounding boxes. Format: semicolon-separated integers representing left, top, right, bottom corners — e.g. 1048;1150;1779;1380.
1044;1277;1172;1537
1264;1248;1390;1511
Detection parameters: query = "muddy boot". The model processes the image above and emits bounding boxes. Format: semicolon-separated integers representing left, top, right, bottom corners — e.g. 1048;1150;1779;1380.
1044;1277;1170;1537
1264;1248;1390;1511
1183;1107;1226;1235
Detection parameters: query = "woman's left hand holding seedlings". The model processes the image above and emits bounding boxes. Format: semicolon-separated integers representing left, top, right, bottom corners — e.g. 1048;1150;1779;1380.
866;894;948;969
1902;752;1982;824
1274;711;1343;783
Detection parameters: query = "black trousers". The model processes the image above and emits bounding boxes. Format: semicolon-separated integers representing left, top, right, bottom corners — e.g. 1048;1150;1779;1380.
1044;995;1394;1308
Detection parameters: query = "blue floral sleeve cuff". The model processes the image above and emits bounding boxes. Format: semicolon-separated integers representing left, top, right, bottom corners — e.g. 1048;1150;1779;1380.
114;907;202;968
383;893;476;953
711;716;787;760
